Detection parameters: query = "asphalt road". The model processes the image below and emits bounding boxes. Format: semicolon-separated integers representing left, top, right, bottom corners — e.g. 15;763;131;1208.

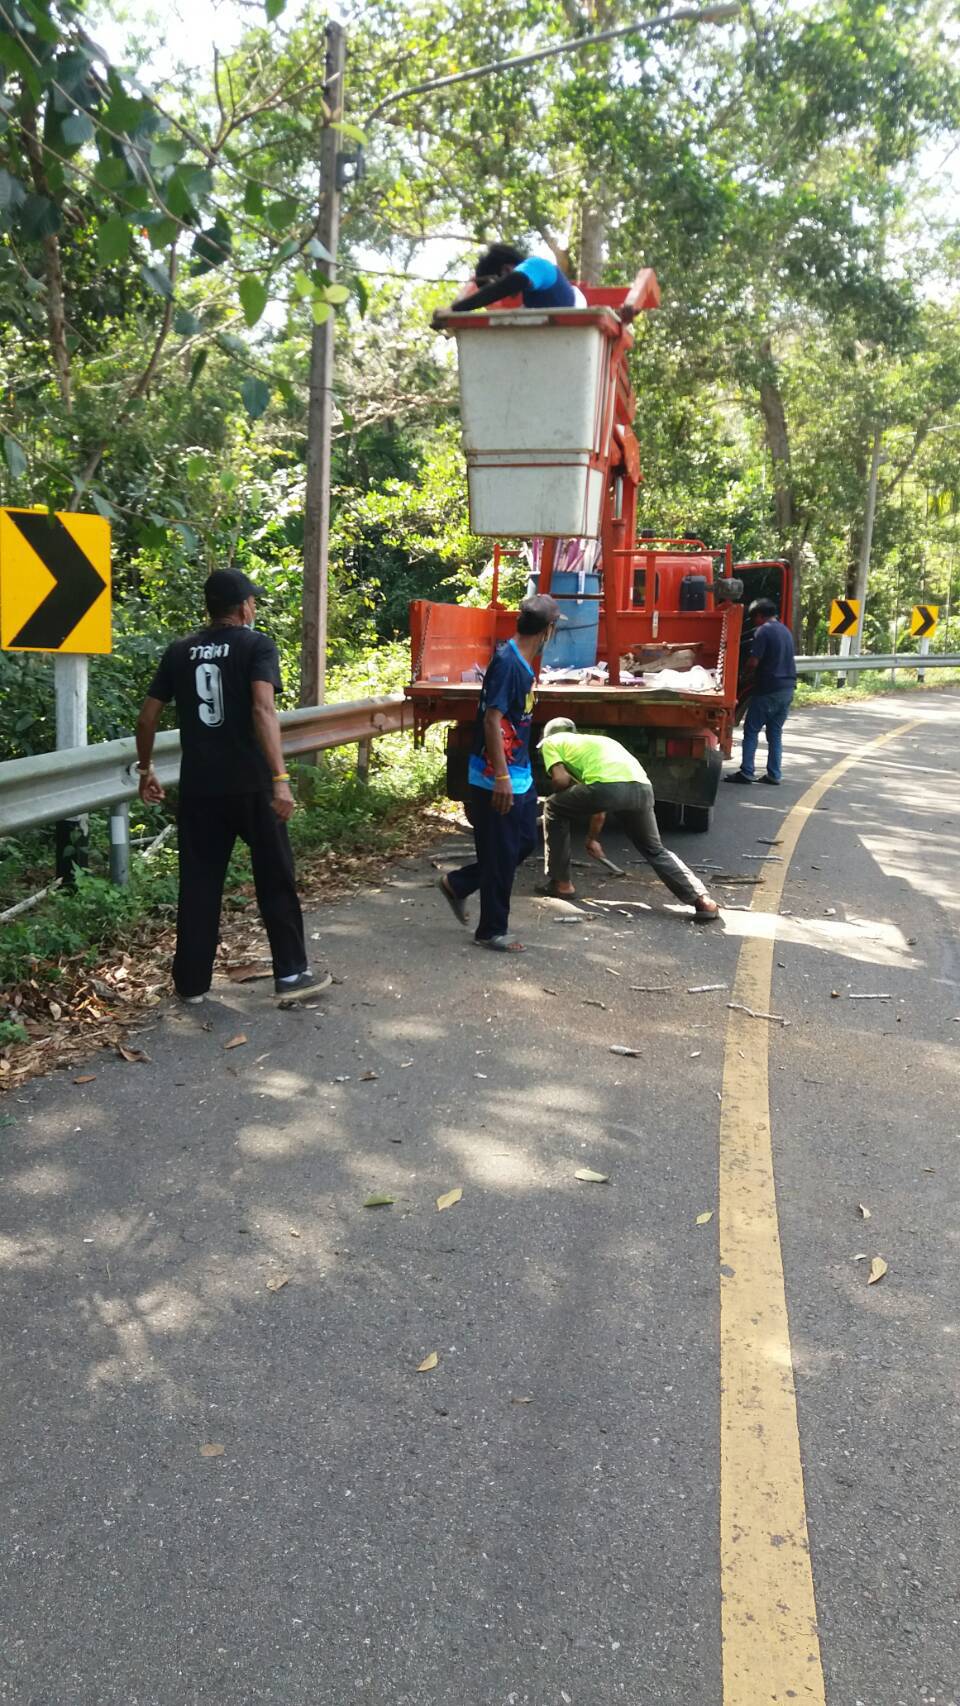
2;694;959;1706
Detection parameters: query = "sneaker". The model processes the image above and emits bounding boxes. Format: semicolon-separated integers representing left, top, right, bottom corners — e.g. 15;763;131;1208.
759;774;781;786
275;969;334;1006
177;991;207;1005
725;770;755;785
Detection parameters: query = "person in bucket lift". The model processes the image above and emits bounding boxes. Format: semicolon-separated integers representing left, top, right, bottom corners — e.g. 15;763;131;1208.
435;243;587;321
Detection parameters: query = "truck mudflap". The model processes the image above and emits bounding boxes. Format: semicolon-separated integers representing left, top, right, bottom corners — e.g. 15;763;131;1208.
640;746;723;810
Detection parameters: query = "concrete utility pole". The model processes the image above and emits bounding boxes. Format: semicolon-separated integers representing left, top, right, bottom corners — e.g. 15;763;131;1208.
300;18;346;709
851;426;883;657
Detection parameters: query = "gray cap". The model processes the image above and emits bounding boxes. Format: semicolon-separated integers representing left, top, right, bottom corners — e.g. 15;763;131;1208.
538;716;576;746
518;592;565;632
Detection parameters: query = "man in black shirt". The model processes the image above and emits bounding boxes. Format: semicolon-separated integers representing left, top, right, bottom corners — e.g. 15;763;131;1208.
135;569;330;1005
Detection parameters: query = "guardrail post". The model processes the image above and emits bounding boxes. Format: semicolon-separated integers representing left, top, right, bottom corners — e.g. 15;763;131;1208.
356;737;372;785
917;636;930;683
108;801;130;886
54;654;89;885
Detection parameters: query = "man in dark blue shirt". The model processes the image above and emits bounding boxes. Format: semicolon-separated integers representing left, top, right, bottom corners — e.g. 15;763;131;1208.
437;594;561;952
727;598;797;786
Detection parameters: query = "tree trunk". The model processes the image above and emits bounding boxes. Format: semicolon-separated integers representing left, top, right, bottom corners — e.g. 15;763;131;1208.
579;200;606;285
756;338;802;638
21;105;72;411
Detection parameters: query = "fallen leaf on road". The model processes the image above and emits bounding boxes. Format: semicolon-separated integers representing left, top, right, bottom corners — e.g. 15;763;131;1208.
609;1045;640;1057
436;1187;463;1212
227;963;269;983
868;1256;888;1285
360;1070;379;1082
511;1395;533;1405
575;1168;609;1183
542;987;559;996
224;1034;247;1051
399;1060;414;1068
289;1228;301;1237
49;1000;62;1021
831;990;840;999
857;1203;871;1219
604;967;621;977
199;1443;224;1457
690;1051;702;1059
417;1352;439;1372
117;1044;151;1063
696;1211;713;1225
853;1253;869;1261
73;1074;96;1085
363;1192;395;1208
266;1274;290;1292
583;999;607;1010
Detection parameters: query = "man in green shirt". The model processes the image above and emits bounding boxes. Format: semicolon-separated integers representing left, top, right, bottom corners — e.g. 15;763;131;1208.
538;718;719;921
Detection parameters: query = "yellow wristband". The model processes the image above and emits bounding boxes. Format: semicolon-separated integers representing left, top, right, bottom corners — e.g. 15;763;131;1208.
273;772;290;782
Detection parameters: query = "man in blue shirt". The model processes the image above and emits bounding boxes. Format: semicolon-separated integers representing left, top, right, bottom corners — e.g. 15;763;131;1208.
447;242;586;312
438;594;561;953
726;598;797;786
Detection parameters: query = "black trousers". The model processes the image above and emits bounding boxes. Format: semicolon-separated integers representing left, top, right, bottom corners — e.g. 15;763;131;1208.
447;785;539;941
173;792;307;997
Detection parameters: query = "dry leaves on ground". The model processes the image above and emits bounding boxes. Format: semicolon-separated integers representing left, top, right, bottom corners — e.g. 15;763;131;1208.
265;1274;290;1293
696;1211;714;1225
575;1168;609;1184
416;1352;439;1372
199;1443;225;1457
436;1187;463;1212
868;1256;888;1285
363;1192;395;1208
223;1034;247;1051
0;801;450;1094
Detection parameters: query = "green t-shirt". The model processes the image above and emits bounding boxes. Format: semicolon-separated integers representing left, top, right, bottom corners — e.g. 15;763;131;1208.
539;731;648;786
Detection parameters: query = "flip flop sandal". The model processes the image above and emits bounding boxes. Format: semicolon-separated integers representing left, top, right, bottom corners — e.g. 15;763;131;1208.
535;883;577;900
437;876;468;926
475;935;525;953
693;900;720;924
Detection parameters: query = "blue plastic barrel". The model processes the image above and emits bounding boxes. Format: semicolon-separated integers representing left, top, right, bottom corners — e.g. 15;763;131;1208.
536;569;601;669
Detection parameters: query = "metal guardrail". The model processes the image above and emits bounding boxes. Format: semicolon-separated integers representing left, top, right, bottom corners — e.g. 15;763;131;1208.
3;656;958;838
794;653;960;674
0;694;410;835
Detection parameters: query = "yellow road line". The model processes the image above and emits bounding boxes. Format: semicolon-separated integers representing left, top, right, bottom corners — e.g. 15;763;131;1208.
720;717;923;1705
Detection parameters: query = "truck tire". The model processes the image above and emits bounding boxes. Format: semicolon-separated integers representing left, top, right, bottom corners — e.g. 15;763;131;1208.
655;799;683;832
445;742;470;802
683;803;711;833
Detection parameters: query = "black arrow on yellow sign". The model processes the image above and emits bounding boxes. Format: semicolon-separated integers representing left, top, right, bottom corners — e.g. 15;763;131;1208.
829;597;859;637
913;605;937;638
8;511;107;649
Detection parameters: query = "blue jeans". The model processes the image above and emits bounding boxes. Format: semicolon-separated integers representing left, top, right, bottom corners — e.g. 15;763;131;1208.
447;785;539;941
741;687;794;782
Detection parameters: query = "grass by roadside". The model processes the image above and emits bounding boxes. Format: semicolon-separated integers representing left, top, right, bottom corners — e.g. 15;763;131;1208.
794;667;959;707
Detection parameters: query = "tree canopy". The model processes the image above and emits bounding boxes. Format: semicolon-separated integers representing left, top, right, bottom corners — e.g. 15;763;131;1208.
2;0;960;759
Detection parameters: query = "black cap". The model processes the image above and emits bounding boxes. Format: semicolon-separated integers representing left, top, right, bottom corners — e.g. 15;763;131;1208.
204;568;264;613
517;592;565;633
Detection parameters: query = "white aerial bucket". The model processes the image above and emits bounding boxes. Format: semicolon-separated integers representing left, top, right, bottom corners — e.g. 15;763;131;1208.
444;308;621;539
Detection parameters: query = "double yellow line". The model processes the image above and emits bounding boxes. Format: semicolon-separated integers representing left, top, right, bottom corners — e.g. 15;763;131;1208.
719;719;922;1703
